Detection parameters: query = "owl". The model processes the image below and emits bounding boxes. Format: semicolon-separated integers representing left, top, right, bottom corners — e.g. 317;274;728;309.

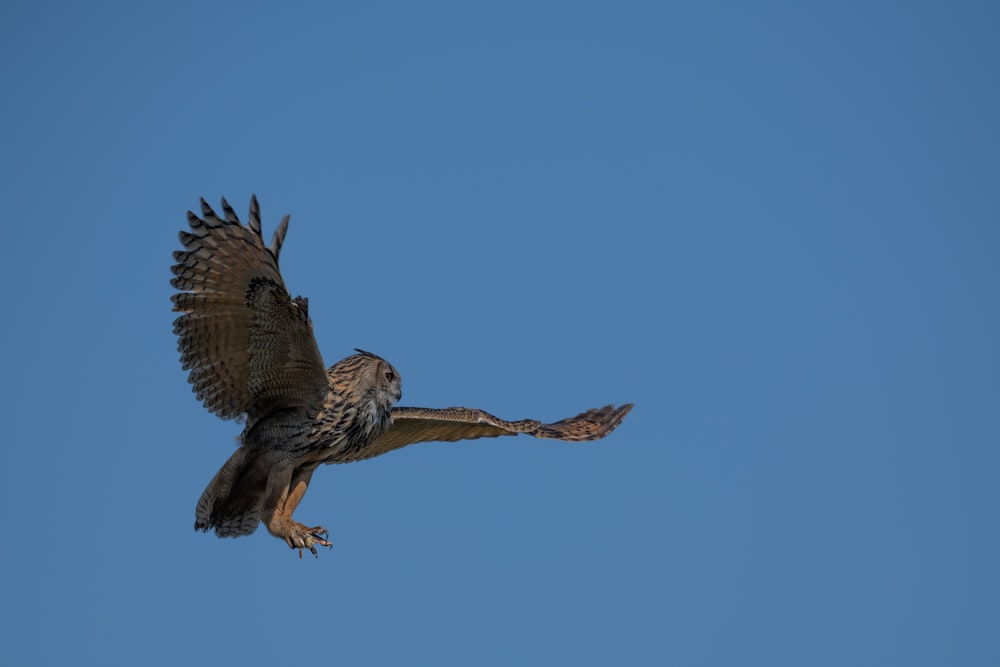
172;197;632;556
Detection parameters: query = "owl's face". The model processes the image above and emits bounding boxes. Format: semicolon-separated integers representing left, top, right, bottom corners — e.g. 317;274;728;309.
373;357;403;406
330;349;402;408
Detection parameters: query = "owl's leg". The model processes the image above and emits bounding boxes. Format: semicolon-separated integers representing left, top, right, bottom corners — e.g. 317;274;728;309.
261;463;332;557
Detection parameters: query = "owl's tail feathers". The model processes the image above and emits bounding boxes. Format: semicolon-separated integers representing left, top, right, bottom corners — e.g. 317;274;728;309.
195;448;263;538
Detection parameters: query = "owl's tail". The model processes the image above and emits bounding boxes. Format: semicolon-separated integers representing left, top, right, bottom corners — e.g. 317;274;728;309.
195;447;265;538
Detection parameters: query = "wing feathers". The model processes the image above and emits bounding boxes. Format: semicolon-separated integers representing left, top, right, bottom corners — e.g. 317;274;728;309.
533;404;633;441
171;197;328;422
219;196;240;224
270;214;290;258
248;194;262;237
345;404;633;462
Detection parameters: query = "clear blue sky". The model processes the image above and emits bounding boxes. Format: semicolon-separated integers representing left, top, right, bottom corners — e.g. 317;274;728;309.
2;2;998;665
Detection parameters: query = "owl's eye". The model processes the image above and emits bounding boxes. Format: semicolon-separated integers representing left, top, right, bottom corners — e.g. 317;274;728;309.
384;371;395;382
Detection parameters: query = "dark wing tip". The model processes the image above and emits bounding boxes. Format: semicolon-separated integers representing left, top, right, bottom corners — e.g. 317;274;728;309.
269;214;290;258
249;195;262;237
199;197;215;218
220;196;239;223
533;403;633;441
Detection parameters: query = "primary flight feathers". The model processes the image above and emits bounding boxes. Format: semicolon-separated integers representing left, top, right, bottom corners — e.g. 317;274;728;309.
172;196;632;556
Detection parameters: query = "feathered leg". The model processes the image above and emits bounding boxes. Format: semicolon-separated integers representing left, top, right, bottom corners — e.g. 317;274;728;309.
261;463;332;557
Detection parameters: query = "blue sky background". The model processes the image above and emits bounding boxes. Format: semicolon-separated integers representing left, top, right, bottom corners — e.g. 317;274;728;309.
2;1;998;665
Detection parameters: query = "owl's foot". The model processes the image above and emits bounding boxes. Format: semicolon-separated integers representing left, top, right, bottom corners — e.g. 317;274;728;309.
295;524;332;559
272;519;332;558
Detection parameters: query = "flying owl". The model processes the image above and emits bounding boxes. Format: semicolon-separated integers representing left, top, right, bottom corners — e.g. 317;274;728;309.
171;196;632;556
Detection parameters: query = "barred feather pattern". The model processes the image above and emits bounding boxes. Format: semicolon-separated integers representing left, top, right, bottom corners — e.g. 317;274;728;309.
171;196;328;423
309;350;400;460
336;403;634;463
172;197;633;551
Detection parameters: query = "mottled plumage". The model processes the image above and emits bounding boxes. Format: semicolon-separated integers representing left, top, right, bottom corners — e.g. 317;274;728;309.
172;196;632;556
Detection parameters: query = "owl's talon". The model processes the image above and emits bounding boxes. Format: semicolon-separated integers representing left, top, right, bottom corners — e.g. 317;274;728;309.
280;520;333;558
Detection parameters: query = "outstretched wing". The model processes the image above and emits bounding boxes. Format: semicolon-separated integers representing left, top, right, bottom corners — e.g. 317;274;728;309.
171;196;328;422
343;404;633;461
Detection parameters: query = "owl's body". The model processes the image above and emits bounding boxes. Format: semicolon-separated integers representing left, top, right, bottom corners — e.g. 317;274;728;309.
172;197;632;556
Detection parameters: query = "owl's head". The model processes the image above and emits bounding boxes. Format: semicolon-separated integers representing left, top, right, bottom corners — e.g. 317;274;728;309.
353;348;402;406
327;349;402;438
328;349;402;407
